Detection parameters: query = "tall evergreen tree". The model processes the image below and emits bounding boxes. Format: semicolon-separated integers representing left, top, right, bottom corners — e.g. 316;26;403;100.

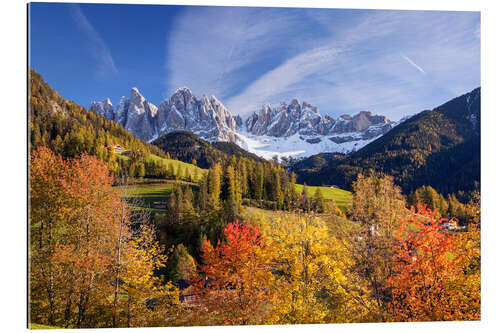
301;183;310;212
208;163;222;210
198;175;209;211
313;187;325;213
223;165;240;222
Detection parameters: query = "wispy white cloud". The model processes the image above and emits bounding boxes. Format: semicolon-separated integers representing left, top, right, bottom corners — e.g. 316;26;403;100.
165;8;480;120
166;7;289;98
226;46;339;115
401;53;425;74
69;4;118;77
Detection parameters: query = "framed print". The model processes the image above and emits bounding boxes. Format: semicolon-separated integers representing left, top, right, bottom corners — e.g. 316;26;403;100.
28;1;480;329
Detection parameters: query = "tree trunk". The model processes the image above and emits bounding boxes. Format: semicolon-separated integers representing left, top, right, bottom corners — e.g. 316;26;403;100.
64;287;74;328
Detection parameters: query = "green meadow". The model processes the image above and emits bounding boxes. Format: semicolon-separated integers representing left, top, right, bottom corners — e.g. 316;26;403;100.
295;184;352;208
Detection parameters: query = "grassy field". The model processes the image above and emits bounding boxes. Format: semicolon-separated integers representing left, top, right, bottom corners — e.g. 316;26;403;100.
118;182;176;212
118;179;353;213
149;154;207;181
116;153;207;181
29;323;60;329
295;184;352;208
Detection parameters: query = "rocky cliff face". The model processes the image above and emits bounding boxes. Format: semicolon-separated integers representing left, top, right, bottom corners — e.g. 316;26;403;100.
156;87;238;142
124;87;158;141
90;87;239;142
89;98;114;120
245;99;394;142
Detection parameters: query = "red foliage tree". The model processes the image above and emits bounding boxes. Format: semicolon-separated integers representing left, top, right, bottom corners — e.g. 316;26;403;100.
190;222;277;325
387;204;480;321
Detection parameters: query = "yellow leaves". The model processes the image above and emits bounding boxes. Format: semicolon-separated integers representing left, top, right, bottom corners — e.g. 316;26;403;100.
261;214;355;324
120;227;180;327
30;147;181;328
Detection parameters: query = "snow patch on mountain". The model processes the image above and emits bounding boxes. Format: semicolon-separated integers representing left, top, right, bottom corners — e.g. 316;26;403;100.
235;128;384;160
90;88;400;159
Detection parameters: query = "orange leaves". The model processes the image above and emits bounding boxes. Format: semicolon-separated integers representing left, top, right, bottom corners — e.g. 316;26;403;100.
30;147;127;327
191;222;277;325
387;204;480;321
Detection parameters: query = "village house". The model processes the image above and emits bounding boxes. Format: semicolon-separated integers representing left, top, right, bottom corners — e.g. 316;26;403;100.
153;201;168;209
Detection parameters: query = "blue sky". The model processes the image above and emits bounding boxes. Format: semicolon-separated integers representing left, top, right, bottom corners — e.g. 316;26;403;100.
29;3;480;120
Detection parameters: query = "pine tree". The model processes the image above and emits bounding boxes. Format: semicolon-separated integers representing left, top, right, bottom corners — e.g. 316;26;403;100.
256;163;264;201
239;158;249;197
313;187;325;213
193;167;199;182
167;244;196;282
223;165;240;222
198;176;209;211
289;172;298;210
183;185;195;216
176;165;183;180
274;168;284;209
128;163;136;177
137;163;146;178
208;163;222;210
175;184;185;223
168;163;175;179
301;183;310;212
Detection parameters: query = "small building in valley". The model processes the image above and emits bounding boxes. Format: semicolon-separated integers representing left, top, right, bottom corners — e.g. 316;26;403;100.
153;201;168;209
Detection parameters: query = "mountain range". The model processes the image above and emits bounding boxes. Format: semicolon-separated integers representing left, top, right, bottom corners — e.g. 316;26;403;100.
295;87;480;194
91;87;239;144
90;88;397;159
31;68;480;196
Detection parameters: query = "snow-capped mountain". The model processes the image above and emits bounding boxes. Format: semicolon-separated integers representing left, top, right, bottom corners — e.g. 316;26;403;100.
246;99;392;139
90;87;238;143
156;87;239;143
90;89;398;159
89;98;114;120
237;99;397;159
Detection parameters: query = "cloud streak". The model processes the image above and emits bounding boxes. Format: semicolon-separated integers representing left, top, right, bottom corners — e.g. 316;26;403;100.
165;8;480;120
226;46;339;115
165;6;307;99
69;4;118;77
401;54;426;74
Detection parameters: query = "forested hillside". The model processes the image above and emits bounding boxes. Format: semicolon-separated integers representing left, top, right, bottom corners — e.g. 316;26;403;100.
29;69;171;176
152;131;264;168
289;152;345;174
297;88;480;195
29;69;167;158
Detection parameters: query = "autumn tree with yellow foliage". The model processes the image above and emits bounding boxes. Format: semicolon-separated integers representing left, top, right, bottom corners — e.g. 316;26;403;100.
29;147;179;328
262;214;375;324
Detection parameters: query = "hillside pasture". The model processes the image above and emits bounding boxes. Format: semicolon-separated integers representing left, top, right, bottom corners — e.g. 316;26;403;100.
149;154;207;180
295;184;352;208
115;153;207;181
118;182;175;212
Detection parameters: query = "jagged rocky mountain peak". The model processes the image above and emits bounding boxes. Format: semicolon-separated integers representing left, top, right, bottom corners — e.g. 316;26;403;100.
130;87;146;102
245;98;393;138
174;86;195;95
235;115;243;128
90;98;115;120
89;86;397;158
